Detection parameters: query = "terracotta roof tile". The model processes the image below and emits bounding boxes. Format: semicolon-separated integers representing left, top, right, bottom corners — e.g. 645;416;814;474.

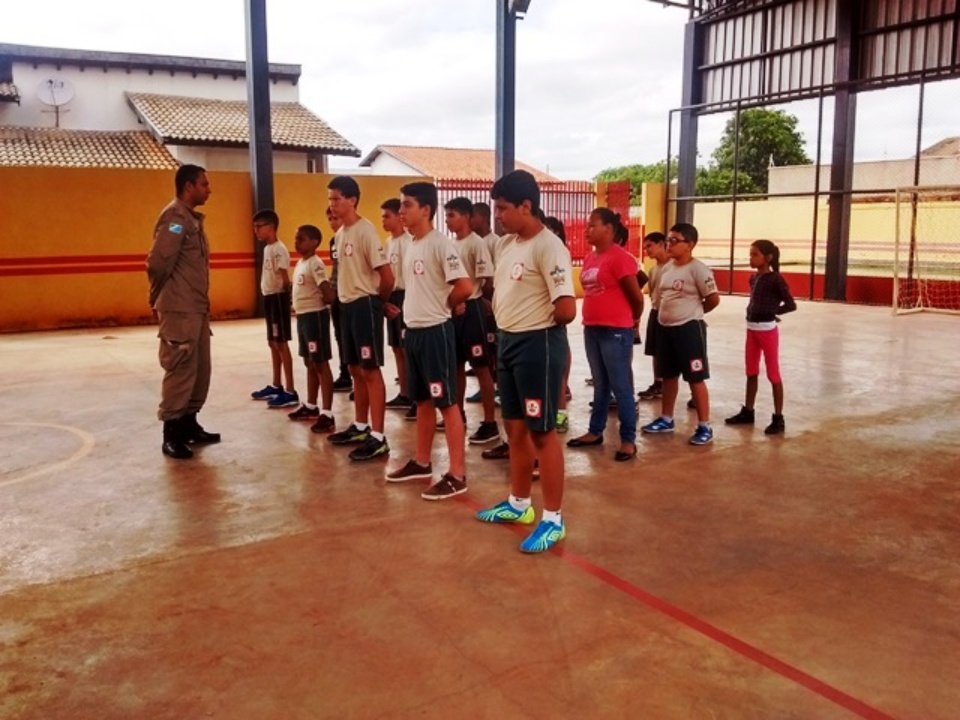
0;127;178;169
127;92;360;156
0;82;19;102
360;145;559;182
920;137;960;157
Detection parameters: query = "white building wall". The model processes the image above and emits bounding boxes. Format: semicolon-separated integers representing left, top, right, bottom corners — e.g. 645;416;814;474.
768;157;960;195
366;154;423;177
172;146;310;174
0;61;299;131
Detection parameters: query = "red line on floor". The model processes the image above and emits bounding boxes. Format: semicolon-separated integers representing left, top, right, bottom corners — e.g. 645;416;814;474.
457;496;896;720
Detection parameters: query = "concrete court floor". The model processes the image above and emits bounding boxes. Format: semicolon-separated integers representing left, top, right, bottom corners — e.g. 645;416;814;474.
0;297;957;720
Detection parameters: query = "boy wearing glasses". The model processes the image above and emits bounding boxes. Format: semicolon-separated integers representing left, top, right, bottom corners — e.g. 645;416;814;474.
641;222;719;445
250;210;299;409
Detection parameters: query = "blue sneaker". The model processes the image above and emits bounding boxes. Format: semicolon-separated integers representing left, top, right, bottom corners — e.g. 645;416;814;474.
641;417;675;433
475;499;535;525
267;390;300;408
689;424;714;445
251;384;281;400
519;518;566;553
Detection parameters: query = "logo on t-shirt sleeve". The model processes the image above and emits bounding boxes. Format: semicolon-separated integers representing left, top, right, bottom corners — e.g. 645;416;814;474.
549;265;567;287
446;253;461;272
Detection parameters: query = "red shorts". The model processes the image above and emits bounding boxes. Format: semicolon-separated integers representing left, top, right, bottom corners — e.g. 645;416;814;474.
745;327;781;383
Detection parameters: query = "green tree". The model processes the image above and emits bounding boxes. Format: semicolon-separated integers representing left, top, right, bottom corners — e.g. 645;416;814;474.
695;166;759;198
594;160;677;204
710;108;811;193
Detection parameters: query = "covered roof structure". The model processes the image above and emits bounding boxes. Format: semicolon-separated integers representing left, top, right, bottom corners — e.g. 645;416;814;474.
127;93;360;157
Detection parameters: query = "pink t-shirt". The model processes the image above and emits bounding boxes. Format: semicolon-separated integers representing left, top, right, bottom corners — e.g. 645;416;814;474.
580;244;639;328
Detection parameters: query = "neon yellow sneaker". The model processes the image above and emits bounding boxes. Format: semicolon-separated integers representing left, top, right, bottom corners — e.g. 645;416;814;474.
555;410;569;434
475;499;535;524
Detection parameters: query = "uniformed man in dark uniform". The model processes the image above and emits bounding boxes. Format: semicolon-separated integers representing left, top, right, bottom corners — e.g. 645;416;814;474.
146;164;220;459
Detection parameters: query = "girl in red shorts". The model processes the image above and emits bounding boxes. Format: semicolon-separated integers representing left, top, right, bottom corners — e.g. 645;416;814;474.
725;240;796;434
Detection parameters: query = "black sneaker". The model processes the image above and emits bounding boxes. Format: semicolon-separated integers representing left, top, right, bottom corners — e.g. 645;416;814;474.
481;442;510;460
468;421;500;445
310;414;336;434
349;435;390;461
332;376;352;392
348;391;355;401
764;413;785;435
687;397;697;410
420;473;467;500
288;404;320;422
637;382;663;401
385;459;433;483
328;424;370;445
386;394;412;409
404;404;417;422
725;406;755;425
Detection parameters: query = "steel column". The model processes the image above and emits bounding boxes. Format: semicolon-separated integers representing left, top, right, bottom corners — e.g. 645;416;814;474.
245;0;274;316
824;0;861;301
676;19;703;223
495;0;517;180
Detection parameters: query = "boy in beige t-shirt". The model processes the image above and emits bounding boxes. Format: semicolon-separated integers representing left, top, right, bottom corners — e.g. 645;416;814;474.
325;176;396;462
251;209;298;410
474;171;576;554
443;196;499;446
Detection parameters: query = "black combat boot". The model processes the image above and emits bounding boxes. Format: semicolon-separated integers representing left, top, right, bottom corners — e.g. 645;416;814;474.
162;417;194;459
182;413;221;444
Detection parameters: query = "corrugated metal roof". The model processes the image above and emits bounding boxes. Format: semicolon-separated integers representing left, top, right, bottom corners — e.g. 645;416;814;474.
0;127;178;169
127;92;360;156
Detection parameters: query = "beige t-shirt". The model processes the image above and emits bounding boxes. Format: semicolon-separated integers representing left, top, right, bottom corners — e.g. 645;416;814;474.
292;255;330;314
261;241;290;296
483;232;501;268
402;229;468;329
335;217;388;303
647;260;672;311
385;232;411;291
655;258;718;326
493;228;574;332
456;232;494;300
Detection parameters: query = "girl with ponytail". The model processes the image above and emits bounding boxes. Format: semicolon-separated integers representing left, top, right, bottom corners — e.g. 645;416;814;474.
725;239;797;435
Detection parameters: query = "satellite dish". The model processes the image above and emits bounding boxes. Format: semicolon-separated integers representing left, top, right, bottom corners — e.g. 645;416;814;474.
36;77;75;107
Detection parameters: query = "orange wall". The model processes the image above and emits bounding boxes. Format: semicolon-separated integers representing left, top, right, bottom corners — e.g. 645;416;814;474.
0;168;420;332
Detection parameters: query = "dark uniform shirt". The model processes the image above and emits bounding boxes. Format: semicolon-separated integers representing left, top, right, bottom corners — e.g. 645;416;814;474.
746;272;796;323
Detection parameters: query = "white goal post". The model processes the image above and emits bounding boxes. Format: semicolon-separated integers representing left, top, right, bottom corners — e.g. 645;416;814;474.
893;186;960;315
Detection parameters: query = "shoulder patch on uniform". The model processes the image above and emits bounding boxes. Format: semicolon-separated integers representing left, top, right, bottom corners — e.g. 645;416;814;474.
168;223;183;234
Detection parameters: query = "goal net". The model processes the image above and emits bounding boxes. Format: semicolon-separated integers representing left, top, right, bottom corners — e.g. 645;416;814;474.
894;186;960;315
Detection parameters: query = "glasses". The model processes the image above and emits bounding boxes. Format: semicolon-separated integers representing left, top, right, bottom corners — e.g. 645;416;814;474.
667;236;689;245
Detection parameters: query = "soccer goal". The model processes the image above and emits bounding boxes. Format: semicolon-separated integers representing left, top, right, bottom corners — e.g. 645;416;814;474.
893;186;960;315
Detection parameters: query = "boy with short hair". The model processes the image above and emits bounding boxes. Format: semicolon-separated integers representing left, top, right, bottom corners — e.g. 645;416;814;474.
641;222;720;445
326;176;396;462
638;232;671;401
384;182;474;500
327;207;353;392
444;197;500;445
380;198;414;414
250;210;298;408
287;224;338;432
474;170;576;554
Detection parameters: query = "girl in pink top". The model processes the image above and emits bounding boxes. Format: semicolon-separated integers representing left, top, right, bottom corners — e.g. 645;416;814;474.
567;209;645;461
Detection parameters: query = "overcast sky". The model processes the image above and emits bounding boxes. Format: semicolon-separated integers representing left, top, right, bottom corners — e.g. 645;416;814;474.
5;0;959;179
